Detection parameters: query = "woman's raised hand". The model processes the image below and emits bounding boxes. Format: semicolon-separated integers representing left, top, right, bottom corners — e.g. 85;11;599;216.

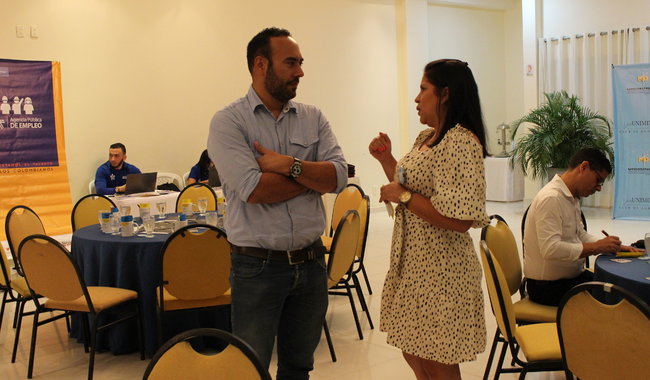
369;132;392;161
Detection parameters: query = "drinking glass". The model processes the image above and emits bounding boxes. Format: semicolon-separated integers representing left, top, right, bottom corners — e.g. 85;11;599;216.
98;210;109;226
198;197;208;216
143;216;155;238
120;205;131;216
205;211;218;227
156;201;166;219
645;233;650;258
109;214;121;234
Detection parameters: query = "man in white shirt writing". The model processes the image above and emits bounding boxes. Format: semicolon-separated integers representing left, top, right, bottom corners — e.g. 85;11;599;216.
523;148;640;306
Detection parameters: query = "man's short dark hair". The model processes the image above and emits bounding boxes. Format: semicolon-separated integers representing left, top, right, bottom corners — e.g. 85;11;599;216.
110;142;126;155
246;27;292;74
568;147;612;173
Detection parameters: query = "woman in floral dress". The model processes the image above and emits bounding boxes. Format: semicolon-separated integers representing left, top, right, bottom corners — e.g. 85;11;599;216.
369;59;489;380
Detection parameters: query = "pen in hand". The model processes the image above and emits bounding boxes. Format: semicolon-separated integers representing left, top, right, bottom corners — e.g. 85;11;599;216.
601;230;609;237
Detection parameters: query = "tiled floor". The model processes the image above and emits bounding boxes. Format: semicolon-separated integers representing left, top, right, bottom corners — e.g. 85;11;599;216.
1;200;648;379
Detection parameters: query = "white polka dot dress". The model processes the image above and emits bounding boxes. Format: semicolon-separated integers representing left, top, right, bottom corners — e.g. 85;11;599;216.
380;124;489;364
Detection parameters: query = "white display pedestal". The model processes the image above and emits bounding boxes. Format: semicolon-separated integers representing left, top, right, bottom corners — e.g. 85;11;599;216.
484;157;524;202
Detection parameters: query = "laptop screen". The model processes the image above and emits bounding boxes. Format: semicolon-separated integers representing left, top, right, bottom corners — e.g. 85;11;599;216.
208;166;221;188
125;172;157;195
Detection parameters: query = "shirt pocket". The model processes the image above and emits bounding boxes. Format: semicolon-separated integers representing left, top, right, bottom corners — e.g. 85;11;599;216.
289;133;319;161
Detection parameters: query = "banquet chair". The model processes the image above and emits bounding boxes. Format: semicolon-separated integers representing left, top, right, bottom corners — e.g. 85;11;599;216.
481;215;557;379
157;172;183;191
5;205;45;276
479;241;564;379
176;183;218;213
143;328;271;380
71;194;116;231
0;238;34;363
89;179;96;194
321;184;372;295
557;281;650;380
322;209;362;362
157;224;231;346
182;171;190;188
17;234;144;380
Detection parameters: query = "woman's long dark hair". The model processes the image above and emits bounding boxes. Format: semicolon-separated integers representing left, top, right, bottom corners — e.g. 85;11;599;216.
424;59;489;157
196;149;212;178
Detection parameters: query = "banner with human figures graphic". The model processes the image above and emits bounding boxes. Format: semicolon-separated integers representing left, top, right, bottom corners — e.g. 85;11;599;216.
612;63;650;220
0;59;72;240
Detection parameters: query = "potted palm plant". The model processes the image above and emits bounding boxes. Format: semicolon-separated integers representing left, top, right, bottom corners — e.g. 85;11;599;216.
509;90;614;181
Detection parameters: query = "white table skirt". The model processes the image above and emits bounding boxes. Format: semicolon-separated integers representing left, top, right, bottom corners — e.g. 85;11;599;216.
484;157;524;202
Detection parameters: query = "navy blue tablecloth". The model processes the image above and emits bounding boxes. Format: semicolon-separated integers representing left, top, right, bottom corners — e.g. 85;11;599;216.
593;255;650;306
70;223;230;356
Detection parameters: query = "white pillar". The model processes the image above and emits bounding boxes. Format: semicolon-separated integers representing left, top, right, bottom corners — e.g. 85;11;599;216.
395;0;429;156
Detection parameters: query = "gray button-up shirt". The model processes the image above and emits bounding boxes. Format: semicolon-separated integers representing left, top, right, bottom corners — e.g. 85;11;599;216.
208;86;347;250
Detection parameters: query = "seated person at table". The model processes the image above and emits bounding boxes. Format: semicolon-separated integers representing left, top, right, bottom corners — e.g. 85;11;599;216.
523;148;640;306
187;149;214;185
95;142;141;195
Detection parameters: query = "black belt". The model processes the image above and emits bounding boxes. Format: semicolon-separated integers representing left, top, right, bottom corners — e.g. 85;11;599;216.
232;241;325;265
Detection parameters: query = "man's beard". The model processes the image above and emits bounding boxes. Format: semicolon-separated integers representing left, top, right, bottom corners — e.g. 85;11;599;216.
111;159;124;169
264;64;298;104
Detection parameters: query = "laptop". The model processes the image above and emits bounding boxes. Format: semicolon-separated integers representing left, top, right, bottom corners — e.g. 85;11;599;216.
208;166;221;187
124;172;157;195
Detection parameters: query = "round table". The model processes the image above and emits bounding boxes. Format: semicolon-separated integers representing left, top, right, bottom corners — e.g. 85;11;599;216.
71;222;230;356
593;255;650;306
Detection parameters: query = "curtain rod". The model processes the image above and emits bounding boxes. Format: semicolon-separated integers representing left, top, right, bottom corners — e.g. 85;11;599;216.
544;26;650;42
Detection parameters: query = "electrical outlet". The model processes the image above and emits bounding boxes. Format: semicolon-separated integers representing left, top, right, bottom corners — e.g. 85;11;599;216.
16;25;25;38
30;26;39;38
373;185;378;196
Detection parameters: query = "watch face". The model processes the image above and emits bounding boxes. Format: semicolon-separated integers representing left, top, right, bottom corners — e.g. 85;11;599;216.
291;161;302;178
400;191;411;203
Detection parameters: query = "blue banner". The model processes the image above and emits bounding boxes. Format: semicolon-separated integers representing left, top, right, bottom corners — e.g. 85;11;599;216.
0;59;58;168
612;63;650;220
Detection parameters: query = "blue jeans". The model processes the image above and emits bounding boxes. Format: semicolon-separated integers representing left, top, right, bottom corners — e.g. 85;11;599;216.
230;249;328;380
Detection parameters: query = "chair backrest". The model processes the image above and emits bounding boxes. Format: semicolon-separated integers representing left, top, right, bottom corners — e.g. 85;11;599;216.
144;328;271;380
330;184;364;235
5;206;45;275
327;210;360;289
557;281;650;380
479;240;517;343
71;194;116;232
160;224;230;302
481;215;522;297
157;172;183;190
176;183;218;213
89;180;96;194
355;195;370;260
182;171;190;188
18;235;92;311
0;244;12;288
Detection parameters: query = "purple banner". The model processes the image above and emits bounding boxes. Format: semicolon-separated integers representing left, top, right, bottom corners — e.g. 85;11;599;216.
0;58;58;168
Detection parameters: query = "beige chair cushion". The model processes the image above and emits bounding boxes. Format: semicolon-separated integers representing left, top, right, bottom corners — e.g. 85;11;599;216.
45;286;137;313
10;276;32;298
515;322;562;362
148;341;263;380
513;296;557;323
158;287;231;312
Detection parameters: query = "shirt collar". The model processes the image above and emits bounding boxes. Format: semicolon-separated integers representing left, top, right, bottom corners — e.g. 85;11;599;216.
246;85;297;115
552;174;576;200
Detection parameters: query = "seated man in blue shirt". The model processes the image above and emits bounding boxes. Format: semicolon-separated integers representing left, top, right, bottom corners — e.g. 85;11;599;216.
95;142;141;195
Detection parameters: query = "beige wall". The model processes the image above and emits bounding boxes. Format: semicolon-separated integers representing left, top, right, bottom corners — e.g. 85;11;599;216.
1;0;399;204
428;4;508;156
542;0;650;37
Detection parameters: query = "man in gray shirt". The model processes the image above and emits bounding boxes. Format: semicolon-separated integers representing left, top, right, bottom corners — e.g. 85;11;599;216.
207;27;347;379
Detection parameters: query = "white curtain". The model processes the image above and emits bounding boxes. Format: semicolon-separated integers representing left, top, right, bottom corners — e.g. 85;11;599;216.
538;27;650;207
